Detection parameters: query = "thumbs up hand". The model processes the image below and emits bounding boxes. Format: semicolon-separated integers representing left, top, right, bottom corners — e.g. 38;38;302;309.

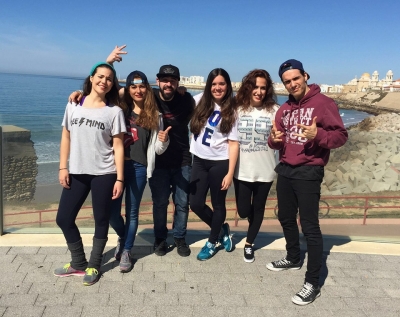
270;120;284;143
294;116;318;140
158;126;172;142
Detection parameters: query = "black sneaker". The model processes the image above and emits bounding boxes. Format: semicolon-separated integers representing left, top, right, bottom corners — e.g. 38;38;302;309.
154;238;167;256
174;237;191;257
266;257;301;271
292;282;321;305
243;245;254;263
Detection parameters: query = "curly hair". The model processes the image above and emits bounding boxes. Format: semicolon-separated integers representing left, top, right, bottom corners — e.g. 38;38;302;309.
235;69;276;113
123;81;158;130
190;68;237;135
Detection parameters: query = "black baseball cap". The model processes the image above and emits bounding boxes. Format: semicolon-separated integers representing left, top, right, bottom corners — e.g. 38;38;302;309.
157;64;180;80
278;59;310;80
126;70;149;86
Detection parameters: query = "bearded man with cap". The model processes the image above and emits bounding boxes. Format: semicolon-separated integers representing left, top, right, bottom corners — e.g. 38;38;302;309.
266;59;348;305
149;64;195;257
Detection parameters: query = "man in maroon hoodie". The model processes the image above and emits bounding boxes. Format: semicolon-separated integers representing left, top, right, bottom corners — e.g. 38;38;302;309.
266;59;348;305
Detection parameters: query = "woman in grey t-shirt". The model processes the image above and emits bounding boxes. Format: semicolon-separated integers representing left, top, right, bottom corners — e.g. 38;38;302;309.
53;62;126;286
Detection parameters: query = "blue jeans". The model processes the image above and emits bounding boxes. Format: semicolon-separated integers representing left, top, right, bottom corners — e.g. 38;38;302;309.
148;165;191;240
109;160;147;251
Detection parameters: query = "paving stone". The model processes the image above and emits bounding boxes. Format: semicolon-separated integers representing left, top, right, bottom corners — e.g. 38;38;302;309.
72;293;110;306
155;271;185;282
42;306;83;317
243;294;285;308
226;306;265;317
0;282;32;295
28;281;66;294
2;306;45;317
13;254;46;263
166;281;198;293
64;280;100;293
198;282;232;294
0;254;16;263
228;282;263;294
109;292;144;306
211;294;246;306
384;288;400;298
178;293;212;306
143;292;178;306
24;272;57;283
0;262;21;273
81;305;121;317
132;281;165;294
38;247;68;254
17;262;53;273
98;281;133;293
321;285;357;297
142;262;172;272
342;297;379;310
0;294;37;307
368;269;399;279
35;293;74;306
321;309;366;317
7;247;39;254
156;305;193;317
122;270;153;282
119;305;156;316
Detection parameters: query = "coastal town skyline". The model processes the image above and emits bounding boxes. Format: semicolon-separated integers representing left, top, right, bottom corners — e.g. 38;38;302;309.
0;1;399;85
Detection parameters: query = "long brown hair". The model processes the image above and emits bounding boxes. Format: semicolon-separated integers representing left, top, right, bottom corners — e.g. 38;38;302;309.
124;81;158;130
82;65;120;106
190;68;237;135
236;69;276;113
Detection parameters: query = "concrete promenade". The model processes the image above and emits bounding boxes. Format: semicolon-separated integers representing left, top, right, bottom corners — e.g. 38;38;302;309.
0;223;399;317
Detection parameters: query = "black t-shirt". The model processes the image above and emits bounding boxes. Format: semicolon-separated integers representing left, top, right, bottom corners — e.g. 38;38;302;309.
153;88;194;168
124;112;150;166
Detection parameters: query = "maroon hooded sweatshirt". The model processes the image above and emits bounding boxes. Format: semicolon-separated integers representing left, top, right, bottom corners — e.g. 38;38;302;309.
268;84;348;168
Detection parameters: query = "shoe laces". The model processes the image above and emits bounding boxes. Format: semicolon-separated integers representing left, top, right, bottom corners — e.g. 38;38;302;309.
85;268;99;276
297;282;315;298
62;263;71;271
275;258;291;266
121;251;130;262
244;247;252;255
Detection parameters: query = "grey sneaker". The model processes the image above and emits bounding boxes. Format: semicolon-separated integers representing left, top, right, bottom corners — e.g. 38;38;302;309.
266;257;301;271
54;263;85;277
292;282;321;305
83;268;100;286
119;250;133;272
114;238;124;261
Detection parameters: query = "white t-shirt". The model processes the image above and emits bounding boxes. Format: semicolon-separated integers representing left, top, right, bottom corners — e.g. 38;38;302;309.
62;102;126;175
234;105;279;182
190;93;239;160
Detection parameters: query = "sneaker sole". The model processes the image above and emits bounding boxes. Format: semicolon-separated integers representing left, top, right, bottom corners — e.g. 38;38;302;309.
54;272;85;277
243;256;255;263
119;265;133;273
291;291;321;305
83;277;100;286
177;249;191;257
266;264;301;271
154;250;166;256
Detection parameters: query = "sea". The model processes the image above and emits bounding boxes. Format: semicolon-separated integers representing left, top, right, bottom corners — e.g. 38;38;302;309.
0;72;372;186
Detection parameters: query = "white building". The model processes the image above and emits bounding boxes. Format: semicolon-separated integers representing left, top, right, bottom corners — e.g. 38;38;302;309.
180;75;205;85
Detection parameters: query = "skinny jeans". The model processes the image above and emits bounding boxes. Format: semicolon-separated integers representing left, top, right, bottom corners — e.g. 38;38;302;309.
276;174;323;287
56;173;116;243
233;178;273;245
109;160;147;251
189;155;229;244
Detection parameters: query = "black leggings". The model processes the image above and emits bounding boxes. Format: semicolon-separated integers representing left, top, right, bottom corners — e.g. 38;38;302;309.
233;178;273;244
189;155;229;244
56;174;116;243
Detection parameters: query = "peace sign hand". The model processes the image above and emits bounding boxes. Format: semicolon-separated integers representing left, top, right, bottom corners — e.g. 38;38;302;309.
106;45;127;64
294;116;318;140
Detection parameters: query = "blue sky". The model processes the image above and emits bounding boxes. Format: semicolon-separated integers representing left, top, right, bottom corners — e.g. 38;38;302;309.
0;0;399;85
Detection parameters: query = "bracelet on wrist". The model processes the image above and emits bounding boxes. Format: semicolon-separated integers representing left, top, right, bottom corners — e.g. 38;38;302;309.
116;179;124;183
59;168;68;171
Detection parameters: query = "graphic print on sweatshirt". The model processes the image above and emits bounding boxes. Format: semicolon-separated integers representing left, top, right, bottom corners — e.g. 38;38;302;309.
124;115;139;148
282;107;315;145
238;115;271;153
193;110;222;147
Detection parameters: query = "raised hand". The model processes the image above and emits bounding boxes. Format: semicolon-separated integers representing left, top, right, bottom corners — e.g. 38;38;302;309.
158;126;172;142
294;116;318;140
106;45;127;64
270;120;284;142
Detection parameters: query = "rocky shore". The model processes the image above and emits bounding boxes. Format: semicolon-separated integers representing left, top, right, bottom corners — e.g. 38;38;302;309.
322;113;400;195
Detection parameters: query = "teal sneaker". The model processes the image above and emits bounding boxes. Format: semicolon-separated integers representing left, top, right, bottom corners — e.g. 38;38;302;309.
197;241;216;261
219;223;233;252
83;268;100;286
54;263;86;277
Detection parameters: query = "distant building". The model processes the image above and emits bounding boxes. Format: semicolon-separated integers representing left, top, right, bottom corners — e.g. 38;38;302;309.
342;70;394;93
319;84;343;93
180;75;205;85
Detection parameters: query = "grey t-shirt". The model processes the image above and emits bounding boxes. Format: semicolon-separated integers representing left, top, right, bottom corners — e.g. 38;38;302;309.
62;102;126;175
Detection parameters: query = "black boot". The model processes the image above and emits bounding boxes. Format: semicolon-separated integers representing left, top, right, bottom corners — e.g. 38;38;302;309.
83;237;108;286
